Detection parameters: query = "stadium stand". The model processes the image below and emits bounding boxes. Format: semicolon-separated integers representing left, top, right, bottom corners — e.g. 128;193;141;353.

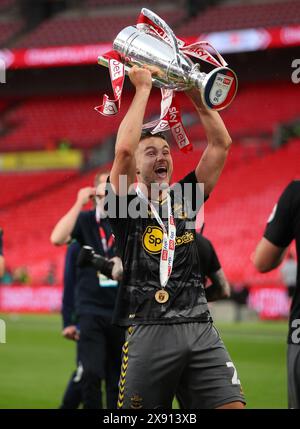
0;170;79;210
85;0;168;7
1;140;299;286
13;8;184;48
0;0;16;12
0;20;23;46
0;165;110;283
1;0;299;290
0;90;165;151
176;81;300;143
172;139;300;284
176;0;300;36
1;81;298;152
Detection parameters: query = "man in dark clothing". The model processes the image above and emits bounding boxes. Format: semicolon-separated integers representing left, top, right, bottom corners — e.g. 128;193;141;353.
51;174;124;409
106;65;245;409
59;240;82;409
196;234;230;302
254;180;300;409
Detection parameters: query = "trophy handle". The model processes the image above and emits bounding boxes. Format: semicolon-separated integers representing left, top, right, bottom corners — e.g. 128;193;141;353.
141;8;182;71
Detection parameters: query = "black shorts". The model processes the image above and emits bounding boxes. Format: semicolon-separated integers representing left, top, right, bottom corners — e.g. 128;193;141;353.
118;322;245;409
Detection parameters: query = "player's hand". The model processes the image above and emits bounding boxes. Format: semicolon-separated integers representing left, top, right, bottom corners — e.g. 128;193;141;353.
62;325;80;341
77;187;96;206
110;256;123;281
128;65;153;91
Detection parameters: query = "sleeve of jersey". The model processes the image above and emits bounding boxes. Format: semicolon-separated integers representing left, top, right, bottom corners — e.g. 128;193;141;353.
175;170;208;218
264;182;295;248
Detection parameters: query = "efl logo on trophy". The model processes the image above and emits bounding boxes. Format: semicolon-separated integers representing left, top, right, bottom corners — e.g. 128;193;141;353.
96;8;238;151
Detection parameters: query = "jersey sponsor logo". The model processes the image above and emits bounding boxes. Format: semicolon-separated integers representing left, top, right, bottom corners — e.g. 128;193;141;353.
142;226;194;254
142;226;163;254
175;232;194;247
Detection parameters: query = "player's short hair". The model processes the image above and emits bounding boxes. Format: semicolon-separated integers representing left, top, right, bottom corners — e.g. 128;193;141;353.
140;130;167;143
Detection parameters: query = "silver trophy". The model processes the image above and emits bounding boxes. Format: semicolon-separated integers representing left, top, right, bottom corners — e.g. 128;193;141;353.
98;8;238;111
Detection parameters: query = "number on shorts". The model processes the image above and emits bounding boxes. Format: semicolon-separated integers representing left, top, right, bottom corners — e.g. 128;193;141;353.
226;362;241;385
291;319;300;344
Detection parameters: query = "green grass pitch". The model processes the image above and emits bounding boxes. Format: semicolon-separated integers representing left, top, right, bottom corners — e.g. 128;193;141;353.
0;314;288;409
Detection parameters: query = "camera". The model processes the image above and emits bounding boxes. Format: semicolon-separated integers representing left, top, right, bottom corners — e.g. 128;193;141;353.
77;245;115;279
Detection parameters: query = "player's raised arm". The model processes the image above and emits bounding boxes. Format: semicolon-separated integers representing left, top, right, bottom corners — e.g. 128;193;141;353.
110;66;153;195
186;88;232;197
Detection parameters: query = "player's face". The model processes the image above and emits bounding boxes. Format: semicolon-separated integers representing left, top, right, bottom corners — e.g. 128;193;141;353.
135;137;173;188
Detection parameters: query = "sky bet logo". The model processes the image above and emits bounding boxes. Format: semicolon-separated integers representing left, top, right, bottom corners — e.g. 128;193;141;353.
291;59;300;84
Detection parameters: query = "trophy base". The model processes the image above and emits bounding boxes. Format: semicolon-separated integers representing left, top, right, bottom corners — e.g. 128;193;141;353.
201;67;238;111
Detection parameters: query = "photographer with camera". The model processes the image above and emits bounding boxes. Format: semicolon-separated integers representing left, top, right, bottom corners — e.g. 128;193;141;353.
51;173;124;409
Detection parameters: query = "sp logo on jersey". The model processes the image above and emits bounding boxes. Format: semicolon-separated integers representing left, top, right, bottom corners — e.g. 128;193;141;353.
142;226;163;254
142;226;194;254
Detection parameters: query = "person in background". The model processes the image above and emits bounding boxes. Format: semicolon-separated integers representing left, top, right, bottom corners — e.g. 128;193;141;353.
196;233;231;302
59;240;82;409
253;180;300;409
51;173;124;409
